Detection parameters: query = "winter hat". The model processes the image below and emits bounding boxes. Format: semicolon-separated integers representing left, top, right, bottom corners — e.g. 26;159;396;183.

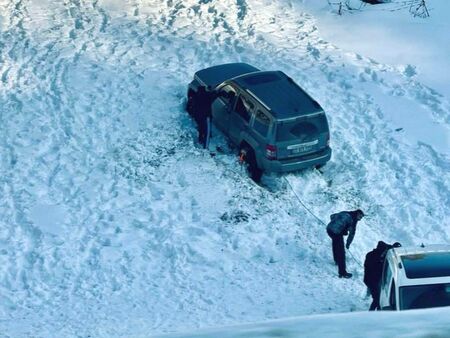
356;209;365;217
376;241;389;251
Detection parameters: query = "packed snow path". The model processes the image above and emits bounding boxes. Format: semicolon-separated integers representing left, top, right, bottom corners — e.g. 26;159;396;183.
0;0;449;337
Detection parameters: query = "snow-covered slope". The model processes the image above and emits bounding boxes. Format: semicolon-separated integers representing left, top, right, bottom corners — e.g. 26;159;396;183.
0;0;448;337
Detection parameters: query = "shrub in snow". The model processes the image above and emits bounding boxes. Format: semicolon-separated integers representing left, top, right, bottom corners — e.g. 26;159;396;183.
361;0;389;4
409;0;430;18
328;0;430;18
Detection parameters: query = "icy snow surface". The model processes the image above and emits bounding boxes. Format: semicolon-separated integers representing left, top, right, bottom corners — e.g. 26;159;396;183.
0;0;448;337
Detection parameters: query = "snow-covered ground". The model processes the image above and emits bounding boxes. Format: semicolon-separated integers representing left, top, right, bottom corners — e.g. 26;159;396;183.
0;0;448;337
301;0;450;152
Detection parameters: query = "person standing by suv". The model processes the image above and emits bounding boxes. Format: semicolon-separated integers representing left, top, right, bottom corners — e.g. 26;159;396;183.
192;86;216;149
326;209;365;278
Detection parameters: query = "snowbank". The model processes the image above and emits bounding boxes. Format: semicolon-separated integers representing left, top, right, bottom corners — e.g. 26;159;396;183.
300;0;450;98
155;307;450;338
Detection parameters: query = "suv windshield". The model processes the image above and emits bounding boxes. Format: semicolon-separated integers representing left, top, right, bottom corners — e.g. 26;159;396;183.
276;112;328;142
400;283;450;310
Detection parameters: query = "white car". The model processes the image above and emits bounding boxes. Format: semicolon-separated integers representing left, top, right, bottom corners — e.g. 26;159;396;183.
380;244;450;310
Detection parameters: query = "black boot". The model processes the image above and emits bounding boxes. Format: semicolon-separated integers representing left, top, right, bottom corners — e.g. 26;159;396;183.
339;272;352;279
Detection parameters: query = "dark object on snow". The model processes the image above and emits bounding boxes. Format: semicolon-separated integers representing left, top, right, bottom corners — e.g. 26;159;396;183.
364;241;402;310
410;0;430;18
326;210;364;278
190;86;216;149
340;271;353;279
361;0;385;4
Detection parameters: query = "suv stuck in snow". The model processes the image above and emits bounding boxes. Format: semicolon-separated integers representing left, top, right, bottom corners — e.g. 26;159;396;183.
187;63;332;181
380;244;450;311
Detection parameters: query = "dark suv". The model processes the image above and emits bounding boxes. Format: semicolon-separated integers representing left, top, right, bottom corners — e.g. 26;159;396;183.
187;63;331;181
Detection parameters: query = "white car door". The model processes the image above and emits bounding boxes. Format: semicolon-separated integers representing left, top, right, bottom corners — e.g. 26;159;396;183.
380;259;395;310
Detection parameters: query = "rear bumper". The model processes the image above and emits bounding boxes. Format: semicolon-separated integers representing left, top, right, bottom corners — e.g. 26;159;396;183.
261;147;332;173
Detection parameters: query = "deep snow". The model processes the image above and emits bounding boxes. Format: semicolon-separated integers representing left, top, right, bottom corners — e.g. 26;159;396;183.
0;0;449;337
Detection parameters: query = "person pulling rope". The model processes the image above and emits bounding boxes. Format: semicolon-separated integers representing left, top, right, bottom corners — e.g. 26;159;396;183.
283;177;364;277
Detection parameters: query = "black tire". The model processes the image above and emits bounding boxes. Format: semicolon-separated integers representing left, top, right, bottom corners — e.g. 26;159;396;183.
240;146;263;183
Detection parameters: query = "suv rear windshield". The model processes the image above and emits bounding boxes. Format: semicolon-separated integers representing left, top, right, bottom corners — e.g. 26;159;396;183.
400;283;450;310
276;113;328;142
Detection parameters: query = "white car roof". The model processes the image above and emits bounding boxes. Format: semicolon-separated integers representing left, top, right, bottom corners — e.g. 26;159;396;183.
392;244;450;256
389;244;450;287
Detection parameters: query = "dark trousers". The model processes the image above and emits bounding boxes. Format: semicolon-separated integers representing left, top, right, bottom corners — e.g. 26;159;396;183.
368;284;381;311
327;229;346;275
197;115;211;149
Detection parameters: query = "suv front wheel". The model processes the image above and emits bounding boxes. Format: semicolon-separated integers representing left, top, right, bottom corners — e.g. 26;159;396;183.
239;146;263;183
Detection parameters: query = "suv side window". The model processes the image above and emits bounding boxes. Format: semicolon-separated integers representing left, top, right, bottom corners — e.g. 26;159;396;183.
253;110;271;137
219;85;237;108
235;95;254;122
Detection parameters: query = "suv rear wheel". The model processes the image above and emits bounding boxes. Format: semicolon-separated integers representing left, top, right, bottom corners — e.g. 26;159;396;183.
239;146;263;183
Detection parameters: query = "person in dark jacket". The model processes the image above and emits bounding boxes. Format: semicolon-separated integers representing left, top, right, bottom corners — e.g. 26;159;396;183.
326;209;364;278
192;86;216;149
364;241;401;310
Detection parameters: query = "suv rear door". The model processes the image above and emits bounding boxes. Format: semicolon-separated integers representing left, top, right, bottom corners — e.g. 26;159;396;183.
228;93;255;144
250;108;273;152
275;112;329;160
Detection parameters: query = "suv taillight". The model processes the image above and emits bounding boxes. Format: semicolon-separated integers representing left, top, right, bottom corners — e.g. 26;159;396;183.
266;144;277;160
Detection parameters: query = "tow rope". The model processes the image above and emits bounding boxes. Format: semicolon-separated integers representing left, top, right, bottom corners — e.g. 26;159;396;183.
283;176;363;268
